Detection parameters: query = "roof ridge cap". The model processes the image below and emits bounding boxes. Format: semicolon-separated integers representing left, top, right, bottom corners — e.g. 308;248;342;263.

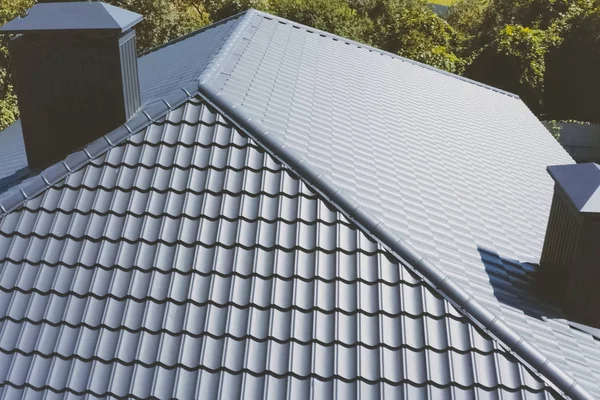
196;82;590;400
0;84;200;218
138;9;250;58
248;9;519;99
197;9;257;85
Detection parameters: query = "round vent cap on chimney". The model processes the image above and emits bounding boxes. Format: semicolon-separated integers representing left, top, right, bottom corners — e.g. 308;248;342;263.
0;2;142;34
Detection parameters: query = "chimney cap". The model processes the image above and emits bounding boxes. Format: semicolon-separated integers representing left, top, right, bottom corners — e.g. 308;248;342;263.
0;2;142;35
547;163;600;213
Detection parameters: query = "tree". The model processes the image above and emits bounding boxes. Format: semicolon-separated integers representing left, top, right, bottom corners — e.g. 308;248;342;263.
0;0;33;131
545;0;600;121
447;0;600;121
466;24;558;114
357;0;466;74
269;0;373;42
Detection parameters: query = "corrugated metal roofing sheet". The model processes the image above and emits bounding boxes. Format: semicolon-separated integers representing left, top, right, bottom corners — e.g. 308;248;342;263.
0;98;556;398
194;10;600;398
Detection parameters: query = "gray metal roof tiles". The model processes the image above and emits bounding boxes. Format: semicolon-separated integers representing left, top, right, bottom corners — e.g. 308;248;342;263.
0;97;557;398
192;9;600;398
0;7;597;398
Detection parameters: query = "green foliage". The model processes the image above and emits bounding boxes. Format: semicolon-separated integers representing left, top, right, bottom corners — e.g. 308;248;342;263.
202;0;269;22
545;120;562;141
445;0;486;55
466;24;557;113
361;0;466;73
544;0;600;121
269;0;373;42
0;0;33;131
447;0;600;121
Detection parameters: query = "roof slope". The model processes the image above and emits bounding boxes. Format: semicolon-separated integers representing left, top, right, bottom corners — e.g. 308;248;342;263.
0;98;555;399
0;8;597;398
192;9;600;398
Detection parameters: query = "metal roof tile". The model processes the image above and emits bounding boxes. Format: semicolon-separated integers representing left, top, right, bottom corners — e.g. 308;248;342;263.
0;98;559;398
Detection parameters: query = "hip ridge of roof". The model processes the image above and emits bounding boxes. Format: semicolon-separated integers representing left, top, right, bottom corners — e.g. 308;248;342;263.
195;79;590;400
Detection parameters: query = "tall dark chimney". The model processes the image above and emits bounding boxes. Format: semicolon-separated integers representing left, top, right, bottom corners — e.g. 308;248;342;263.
0;2;142;170
540;163;600;327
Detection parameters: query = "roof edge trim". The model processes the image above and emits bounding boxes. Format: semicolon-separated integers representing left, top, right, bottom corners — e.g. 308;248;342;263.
248;9;519;99
0;82;200;218
196;83;589;400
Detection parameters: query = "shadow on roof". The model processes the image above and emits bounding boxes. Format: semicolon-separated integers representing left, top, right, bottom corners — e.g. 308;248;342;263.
0;167;33;197
477;246;562;321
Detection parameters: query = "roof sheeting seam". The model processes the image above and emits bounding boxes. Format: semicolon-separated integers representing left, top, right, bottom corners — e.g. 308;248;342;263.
195;81;589;400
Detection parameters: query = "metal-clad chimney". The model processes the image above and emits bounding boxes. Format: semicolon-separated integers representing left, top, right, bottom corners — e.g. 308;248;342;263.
0;2;142;170
540;163;600;327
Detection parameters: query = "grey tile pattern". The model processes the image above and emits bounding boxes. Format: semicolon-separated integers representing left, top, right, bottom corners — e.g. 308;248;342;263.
0;98;556;399
202;11;600;397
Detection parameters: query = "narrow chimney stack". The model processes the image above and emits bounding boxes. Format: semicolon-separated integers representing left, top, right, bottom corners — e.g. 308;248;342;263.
541;163;600;327
0;2;143;170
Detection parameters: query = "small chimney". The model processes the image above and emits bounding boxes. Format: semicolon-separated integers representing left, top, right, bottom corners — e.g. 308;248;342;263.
540;163;600;327
0;2;143;170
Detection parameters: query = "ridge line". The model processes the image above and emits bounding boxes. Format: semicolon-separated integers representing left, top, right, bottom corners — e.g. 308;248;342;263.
243;9;518;99
195;84;588;400
137;10;249;58
198;10;257;86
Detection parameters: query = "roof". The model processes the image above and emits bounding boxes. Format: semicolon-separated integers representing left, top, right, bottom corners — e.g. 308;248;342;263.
0;96;556;399
0;2;142;34
0;12;244;191
0;7;597;399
